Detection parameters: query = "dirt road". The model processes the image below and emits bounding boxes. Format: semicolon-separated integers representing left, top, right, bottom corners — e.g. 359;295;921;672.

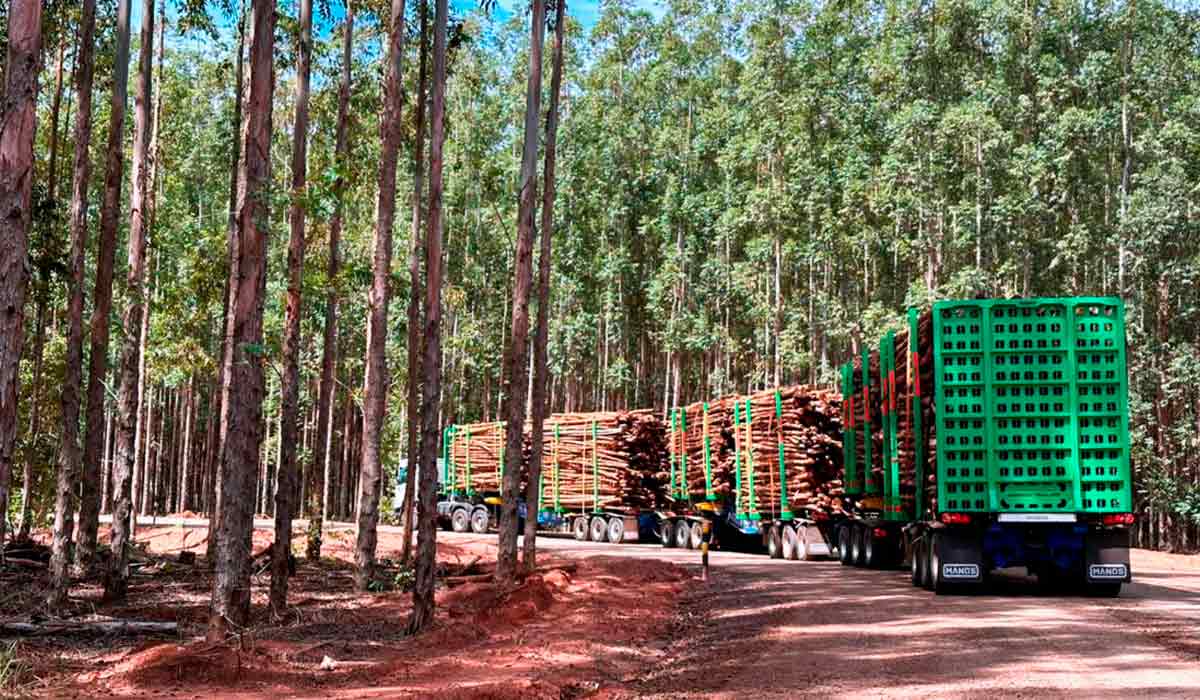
112;519;1200;697
491;533;1200;698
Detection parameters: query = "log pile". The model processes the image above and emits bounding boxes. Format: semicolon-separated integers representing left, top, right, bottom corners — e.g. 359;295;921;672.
446;420;507;494
672;386;844;518
534;410;669;514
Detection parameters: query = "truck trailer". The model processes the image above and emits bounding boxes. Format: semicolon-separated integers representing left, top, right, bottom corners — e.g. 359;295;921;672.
834;298;1134;595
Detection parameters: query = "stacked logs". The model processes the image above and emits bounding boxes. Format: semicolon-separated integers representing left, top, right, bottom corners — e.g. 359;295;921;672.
446;420;506;494
673;386;845;518
533;410;669;514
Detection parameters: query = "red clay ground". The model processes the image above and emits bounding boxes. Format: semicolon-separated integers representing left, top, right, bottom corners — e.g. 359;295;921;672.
2;526;692;699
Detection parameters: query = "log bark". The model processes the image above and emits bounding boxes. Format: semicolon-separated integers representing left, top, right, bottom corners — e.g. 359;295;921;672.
78;0;133;569
208;0;275;640
410;0;447;635
104;0;155;601
355;0;407;592
497;0;545;585
273;0;313;612
524;0;566;574
0;0;43;555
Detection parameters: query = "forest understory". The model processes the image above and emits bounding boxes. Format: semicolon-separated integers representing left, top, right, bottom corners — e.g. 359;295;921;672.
2;525;690;699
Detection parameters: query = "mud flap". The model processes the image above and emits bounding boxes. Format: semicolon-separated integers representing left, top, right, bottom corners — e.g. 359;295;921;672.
1085;528;1131;583
934;529;985;585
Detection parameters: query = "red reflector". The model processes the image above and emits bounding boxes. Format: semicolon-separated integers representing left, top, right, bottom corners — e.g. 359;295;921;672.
1102;513;1135;526
940;512;972;525
872;528;888;538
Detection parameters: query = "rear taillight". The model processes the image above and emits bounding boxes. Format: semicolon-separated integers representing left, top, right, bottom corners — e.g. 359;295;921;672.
940;512;972;525
872;527;888;538
1102;513;1135;526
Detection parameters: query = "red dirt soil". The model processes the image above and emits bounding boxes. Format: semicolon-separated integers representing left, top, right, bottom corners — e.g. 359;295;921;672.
9;526;692;699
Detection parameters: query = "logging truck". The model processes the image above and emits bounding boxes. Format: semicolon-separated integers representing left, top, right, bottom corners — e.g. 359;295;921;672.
829;298;1134;595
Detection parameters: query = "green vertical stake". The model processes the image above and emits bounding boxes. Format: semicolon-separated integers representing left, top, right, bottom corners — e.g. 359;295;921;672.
703;402;714;501
733;402;743;517
776;389;790;520
591;420;599;513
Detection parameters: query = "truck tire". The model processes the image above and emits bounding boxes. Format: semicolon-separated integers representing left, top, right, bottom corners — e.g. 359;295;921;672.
607;517;625;544
589;516;607;542
451;507;470;533
690;522;704;549
470;507;489;534
573;516;588;541
782;525;798;560
675;520;693;549
660;520;676;548
838;526;853;566
862;528;878;568
911;538;925;587
796;525;813;561
767;526;783;559
850;524;866;566
921;539;935;591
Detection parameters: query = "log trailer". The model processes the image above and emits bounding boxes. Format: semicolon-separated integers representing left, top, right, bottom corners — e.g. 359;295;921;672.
658;395;833;561
437;422;657;543
833;298;1134;595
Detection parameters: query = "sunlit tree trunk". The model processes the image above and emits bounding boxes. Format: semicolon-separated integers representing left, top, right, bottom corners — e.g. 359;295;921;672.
496;0;545;586
409;0;448;634
208;0;275;639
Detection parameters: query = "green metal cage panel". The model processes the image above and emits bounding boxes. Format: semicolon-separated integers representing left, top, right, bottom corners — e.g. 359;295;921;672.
841;363;862;496
932;297;1132;514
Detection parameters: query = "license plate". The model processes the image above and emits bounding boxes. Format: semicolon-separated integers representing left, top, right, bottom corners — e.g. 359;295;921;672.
1088;564;1128;580
942;563;981;579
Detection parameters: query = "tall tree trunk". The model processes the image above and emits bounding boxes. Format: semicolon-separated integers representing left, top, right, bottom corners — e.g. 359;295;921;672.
208;3;248;567
18;295;43;541
104;0;155;600
409;0;447;634
401;0;428;567
48;0;99;598
355;0;407;592
272;0;313;611
0;0;43;556
208;0;275;640
77;0;133;570
524;0;565;574
308;1;353;562
496;0;545;586
45;41;66;204
180;376;194;511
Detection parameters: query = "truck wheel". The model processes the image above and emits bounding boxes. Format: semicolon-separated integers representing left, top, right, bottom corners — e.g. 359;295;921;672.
930;532;951;593
862;528;878;568
921;539;935;591
838;526;853;566
589;516;607;542
573;516;588;541
607;517;625;544
911;538;926;587
767;526;783;559
470;507;489;534
850;524;865;566
689;522;704;549
1086;582;1122;598
675;520;693;549
796;526;813;561
451;508;470;533
660;520;676;548
782;525;798;560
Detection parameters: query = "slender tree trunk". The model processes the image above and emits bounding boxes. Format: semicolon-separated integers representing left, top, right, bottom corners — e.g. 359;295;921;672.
401;0;428;567
496;0;545;586
308;2;353;562
271;0;313;611
208;0;275;640
18;296;43;541
104;0;155;600
409;0;447;634
45;41;66;203
77;0;133;570
48;0;98;597
0;0;43;556
524;0;565;574
132;262;153;518
180;377;194;511
208;4;248;567
355;0;407;592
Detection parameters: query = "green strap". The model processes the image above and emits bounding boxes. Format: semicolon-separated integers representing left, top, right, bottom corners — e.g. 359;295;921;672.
679;408;688;499
441;426;454;493
702;402;714;501
745;398;758;519
498;421;505;483
553;423;562;512
776;389;790;519
861;348;876;495
464;428;473;495
670;409;679;499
